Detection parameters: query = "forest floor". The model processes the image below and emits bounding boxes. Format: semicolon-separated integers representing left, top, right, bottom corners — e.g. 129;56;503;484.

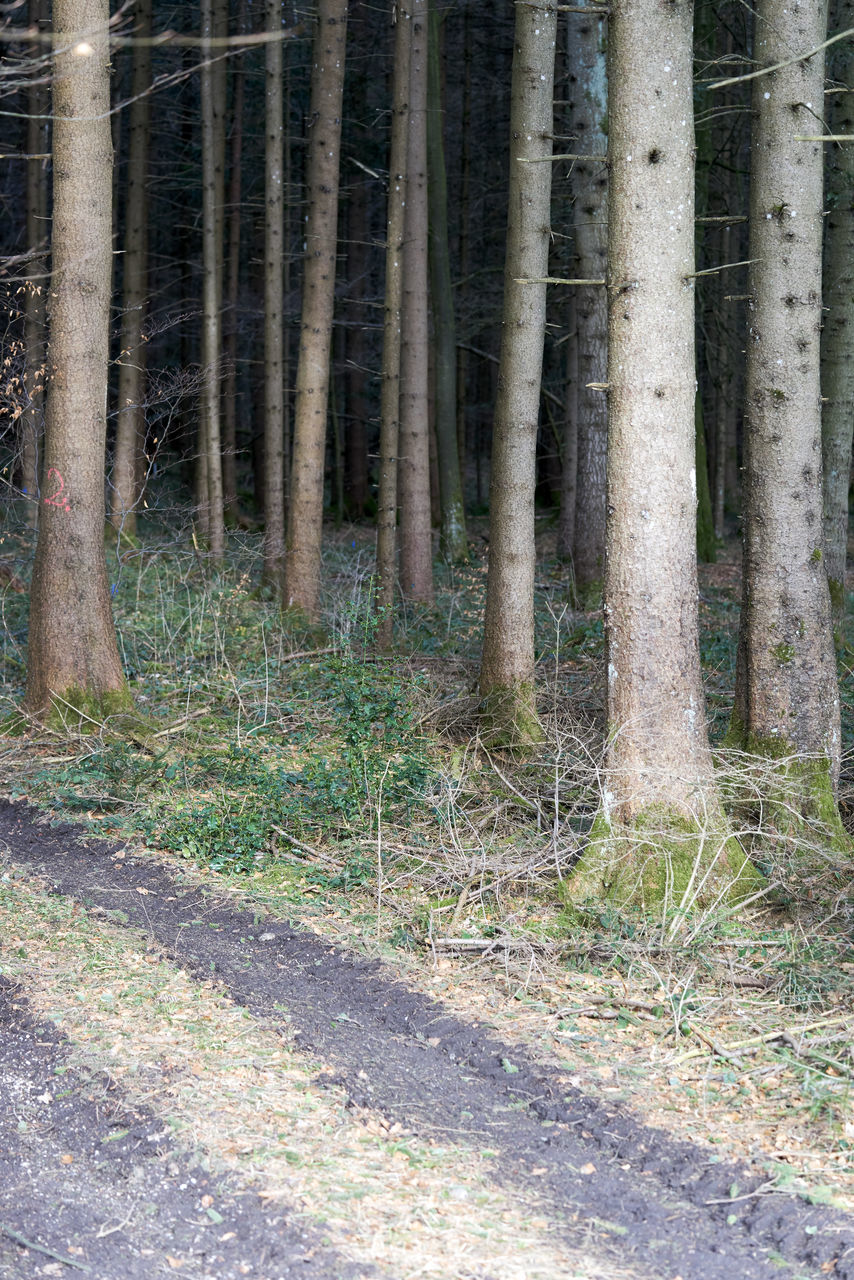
0;521;853;1278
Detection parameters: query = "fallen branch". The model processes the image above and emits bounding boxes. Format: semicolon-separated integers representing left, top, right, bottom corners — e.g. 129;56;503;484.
672;1013;851;1065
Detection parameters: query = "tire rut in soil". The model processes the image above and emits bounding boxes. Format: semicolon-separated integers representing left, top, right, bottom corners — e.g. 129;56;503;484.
0;975;376;1280
2;800;852;1280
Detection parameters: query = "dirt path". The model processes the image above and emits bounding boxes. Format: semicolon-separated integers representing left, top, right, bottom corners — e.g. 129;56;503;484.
1;800;852;1280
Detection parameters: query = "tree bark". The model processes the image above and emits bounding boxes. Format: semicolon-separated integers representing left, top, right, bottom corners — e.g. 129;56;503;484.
199;0;226;560
25;0;132;725
222;0;246;520
110;0;152;542
568;6;608;599
283;0;348;620
565;0;759;911
821;0;854;633
344;179;370;520
398;0;434;603
375;0;412;648
477;0;557;746
729;0;847;845
427;6;466;563
263;0;285;586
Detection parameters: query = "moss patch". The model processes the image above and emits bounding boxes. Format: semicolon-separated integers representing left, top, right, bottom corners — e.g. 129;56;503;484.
478;681;543;749
41;685;135;734
560;805;763;919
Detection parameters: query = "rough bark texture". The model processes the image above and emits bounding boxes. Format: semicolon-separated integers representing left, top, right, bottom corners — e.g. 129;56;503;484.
283;0;348;620
427;7;467;564
344;182;370;521
568;7;608;598
25;0;131;724
375;0;412;647
564;0;758;911
478;0;557;745
821;0;854;632
21;0;50;527
110;0;152;541
730;0;844;824
398;0;434;604
263;0;285;587
199;0;226;560
557;297;579;561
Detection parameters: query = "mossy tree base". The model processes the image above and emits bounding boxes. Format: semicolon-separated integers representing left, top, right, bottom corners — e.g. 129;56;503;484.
720;727;852;858
478;681;543;750
38;686;135;735
561;807;764;920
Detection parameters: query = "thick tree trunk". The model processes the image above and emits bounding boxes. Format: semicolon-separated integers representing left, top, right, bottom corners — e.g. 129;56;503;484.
199;0;226;560
730;0;846;844
375;0;412;648
821;0;854;633
283;0;348;620
564;0;759;912
110;0;152;542
557;293;578;560
263;0;285;586
21;0;50;528
477;0;557;746
25;0;132;725
398;0;434;604
427;6;466;563
568;7;608;599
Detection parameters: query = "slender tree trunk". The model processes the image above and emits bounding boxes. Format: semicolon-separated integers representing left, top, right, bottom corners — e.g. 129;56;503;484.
568;7;608;600
427;6;466;563
565;0;759;911
375;0;412;648
283;0;348;619
110;0;152;542
455;3;472;488
398;0;433;603
821;0;854;632
222;0;246;520
25;0;131;725
730;0;847;843
199;0;226;560
477;0;557;746
557;292;578;560
263;0;285;585
344;180;370;519
21;0;50;528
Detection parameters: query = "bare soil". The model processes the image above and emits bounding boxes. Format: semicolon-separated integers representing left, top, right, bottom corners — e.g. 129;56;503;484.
1;799;853;1280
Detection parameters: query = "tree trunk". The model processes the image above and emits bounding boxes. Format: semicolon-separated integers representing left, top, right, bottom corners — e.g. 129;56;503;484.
375;0;412;648
283;0;348;620
398;0;434;604
568;7;608;601
110;0;152;542
564;0;759;912
557;293;578;560
344;180;370;520
21;0;50;528
730;0;847;844
199;0;226;560
821;0;854;633
427;6;466;563
477;0;557;746
25;0;132;725
263;0;285;586
222;0;246;520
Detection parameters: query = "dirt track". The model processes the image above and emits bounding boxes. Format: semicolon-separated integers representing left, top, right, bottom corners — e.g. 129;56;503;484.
1;799;852;1280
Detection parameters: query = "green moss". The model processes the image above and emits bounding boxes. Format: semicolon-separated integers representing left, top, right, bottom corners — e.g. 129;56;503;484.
42;685;134;734
478;681;543;749
772;642;796;664
810;547;822;563
828;576;844;614
560;805;763;918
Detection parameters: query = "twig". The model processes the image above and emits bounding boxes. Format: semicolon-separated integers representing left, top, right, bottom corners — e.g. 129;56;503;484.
709;26;854;89
431;936;510;951
517;152;607;162
704;1179;778;1206
0;1223;91;1271
150;707;213;737
513;275;606;286
280;646;339;663
685;258;756;278
269;824;339;865
672;1013;851;1065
